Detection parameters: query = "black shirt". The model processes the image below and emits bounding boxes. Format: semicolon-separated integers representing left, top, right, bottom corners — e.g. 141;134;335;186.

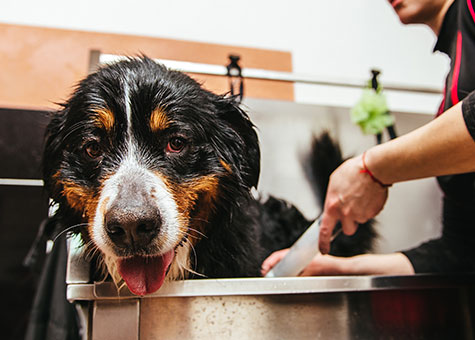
402;0;475;273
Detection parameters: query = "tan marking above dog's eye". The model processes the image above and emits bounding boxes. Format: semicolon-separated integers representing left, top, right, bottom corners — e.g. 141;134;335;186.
93;108;115;132
150;107;170;132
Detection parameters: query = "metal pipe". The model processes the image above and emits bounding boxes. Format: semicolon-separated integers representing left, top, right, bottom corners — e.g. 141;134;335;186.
0;178;44;186
99;53;442;95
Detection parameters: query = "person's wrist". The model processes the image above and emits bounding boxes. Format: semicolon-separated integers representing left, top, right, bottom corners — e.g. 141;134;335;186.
361;148;392;188
341;255;367;275
328;255;353;275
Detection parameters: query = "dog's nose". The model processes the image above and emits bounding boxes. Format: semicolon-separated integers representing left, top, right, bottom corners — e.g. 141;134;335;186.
105;208;161;250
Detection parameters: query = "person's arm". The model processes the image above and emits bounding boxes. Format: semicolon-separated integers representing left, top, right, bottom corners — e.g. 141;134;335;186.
367;101;475;183
261;249;414;276
319;100;475;254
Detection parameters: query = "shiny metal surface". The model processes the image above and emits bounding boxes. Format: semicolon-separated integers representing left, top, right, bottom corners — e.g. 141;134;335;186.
0;178;44;186
92;300;139;340
69;275;475;339
67;274;475;300
140;293;350;339
66;234;90;284
66;222;475;339
139;288;474;339
66;212;475;339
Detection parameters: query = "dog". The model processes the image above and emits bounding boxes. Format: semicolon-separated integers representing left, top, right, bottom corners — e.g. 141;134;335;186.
42;57;375;296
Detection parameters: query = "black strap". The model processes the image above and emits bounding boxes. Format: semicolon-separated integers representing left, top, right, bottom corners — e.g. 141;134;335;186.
226;55;244;102
371;69;397;144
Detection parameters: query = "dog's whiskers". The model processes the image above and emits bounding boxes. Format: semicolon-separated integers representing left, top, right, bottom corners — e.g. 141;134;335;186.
182;239;206;278
185;226;207;239
51;223;89;244
81;240;111;281
189;216;209;223
82;239;100;259
83;241;101;262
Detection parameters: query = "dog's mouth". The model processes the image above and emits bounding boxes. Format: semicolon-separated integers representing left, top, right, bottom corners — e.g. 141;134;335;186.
117;249;175;295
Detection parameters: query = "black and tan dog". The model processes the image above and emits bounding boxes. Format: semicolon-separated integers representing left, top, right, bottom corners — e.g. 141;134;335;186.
42;57;375;295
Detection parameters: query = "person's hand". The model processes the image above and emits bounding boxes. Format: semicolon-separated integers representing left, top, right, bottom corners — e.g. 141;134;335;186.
261;249;416;276
261;248;347;276
261;249;289;276
319;154;389;254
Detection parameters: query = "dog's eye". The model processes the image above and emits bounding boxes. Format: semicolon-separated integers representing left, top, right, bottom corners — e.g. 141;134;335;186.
166;137;186;153
84;141;102;159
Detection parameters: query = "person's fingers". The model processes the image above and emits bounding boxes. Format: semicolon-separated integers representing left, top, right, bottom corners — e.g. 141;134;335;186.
340;215;358;236
299;253;323;276
260;248;290;275
319;210;339;255
300;267;316;276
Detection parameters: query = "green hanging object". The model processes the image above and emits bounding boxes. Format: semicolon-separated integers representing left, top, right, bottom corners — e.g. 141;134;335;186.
351;78;395;135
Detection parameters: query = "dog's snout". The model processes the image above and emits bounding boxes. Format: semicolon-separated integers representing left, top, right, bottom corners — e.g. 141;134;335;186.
105;208;161;250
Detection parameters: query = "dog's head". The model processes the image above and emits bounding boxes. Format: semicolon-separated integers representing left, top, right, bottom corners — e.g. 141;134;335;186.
43;57;260;295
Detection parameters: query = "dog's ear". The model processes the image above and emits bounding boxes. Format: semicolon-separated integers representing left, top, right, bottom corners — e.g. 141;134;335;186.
213;96;261;189
42;108;68;202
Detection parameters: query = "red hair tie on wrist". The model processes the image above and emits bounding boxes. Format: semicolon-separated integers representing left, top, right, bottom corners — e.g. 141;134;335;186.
360;151;392;188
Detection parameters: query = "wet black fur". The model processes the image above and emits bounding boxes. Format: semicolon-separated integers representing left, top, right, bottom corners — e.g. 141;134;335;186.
43;57;375;280
303;132;377;256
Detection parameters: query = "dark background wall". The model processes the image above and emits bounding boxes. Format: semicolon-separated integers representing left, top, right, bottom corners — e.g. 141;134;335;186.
0;108;50;339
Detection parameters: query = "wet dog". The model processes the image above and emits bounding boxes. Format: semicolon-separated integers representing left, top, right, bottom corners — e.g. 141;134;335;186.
42;57;375;295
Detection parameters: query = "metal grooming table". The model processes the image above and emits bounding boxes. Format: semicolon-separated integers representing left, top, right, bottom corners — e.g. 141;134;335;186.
66;236;475;339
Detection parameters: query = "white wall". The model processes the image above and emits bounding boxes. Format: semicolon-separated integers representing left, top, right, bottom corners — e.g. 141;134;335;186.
0;1;446;252
245;97;442;253
0;0;448;113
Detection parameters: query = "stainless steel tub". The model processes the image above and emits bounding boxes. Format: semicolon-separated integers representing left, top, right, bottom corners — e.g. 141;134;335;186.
66;238;475;339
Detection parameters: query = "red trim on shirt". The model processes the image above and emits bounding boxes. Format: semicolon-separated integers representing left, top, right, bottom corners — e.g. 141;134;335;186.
436;85;447;117
451;31;463;106
468;0;475;23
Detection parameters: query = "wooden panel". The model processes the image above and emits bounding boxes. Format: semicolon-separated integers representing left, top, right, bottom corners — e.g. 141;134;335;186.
0;23;293;110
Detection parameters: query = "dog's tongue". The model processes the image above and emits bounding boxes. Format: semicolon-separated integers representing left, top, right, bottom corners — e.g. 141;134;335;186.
118;250;174;296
